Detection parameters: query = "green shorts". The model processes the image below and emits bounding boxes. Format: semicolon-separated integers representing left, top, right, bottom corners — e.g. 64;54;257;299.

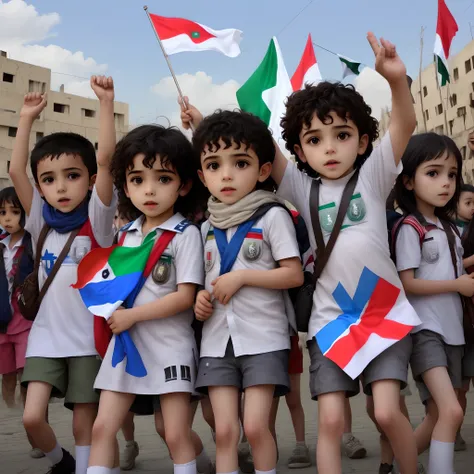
22;355;101;410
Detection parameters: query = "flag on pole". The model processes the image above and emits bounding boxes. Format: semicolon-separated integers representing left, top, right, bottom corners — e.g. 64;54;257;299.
291;34;322;91
434;0;458;86
338;55;363;78
236;37;292;143
149;13;242;57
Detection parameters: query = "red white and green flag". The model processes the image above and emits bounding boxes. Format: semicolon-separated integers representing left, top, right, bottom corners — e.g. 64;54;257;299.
434;0;458;86
149;13;242;57
291;34;322;91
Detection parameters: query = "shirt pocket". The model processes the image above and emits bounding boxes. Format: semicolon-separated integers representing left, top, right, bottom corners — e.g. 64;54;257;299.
69;236;92;264
421;237;439;263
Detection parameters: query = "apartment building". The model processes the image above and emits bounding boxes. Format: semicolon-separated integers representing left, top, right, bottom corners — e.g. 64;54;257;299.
379;39;474;184
0;51;129;188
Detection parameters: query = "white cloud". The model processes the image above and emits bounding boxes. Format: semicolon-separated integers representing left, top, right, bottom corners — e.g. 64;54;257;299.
150;71;240;127
0;0;107;97
355;67;392;120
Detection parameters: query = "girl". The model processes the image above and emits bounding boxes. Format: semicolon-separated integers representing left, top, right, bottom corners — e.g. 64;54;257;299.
0;186;42;458
87;124;206;474
394;133;472;474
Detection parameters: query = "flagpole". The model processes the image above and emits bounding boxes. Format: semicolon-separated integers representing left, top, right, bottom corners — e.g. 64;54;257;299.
434;56;449;135
143;6;194;130
418;27;427;132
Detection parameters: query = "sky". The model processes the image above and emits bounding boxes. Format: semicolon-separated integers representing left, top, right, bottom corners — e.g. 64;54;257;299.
2;0;474;128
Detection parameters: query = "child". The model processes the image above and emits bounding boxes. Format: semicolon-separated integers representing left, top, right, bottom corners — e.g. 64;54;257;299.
87;124;205;474
270;33;420;474
455;184;474;237
192;109;303;474
394;133;470;474
9;76;117;474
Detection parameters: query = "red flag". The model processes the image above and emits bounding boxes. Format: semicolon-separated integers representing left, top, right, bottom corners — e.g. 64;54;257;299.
291;34;322;91
437;0;458;59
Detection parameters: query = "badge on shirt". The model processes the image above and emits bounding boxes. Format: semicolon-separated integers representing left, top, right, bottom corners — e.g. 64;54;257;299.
205;248;215;273
70;236;92;264
319;204;337;233
243;240;262;261
346;194;366;222
152;254;172;284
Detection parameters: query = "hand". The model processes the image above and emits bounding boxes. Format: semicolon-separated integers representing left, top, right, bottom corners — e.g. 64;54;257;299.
179;96;203;130
456;273;474;297
211;271;244;305
367;32;406;85
195;290;213;321
108;307;136;334
20;93;47;120
91;75;115;102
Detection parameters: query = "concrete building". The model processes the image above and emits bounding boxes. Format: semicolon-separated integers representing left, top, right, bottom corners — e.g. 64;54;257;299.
0;51;129;188
379;39;474;184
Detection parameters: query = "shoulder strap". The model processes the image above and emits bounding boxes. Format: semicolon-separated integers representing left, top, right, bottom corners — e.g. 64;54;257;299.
441;219;459;278
37;226;80;304
310;171;359;284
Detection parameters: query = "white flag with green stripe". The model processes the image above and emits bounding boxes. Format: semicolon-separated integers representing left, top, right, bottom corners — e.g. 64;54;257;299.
434;0;458;86
338;55;363;78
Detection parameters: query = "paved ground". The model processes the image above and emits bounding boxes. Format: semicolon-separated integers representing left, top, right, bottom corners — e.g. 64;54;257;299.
1;354;474;473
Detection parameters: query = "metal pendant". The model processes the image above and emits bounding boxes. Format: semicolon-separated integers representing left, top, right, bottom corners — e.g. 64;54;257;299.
152;255;172;284
243;240;262;261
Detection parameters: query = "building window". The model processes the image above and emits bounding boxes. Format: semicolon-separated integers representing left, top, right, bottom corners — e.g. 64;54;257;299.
53;103;69;114
436;103;443;115
449;119;454;135
82;108;96;118
28;80;46;93
435;125;444;135
450;94;457;107
458;106;467;117
467;59;473;73
6;161;10;172
454;68;459;81
94;142;99;150
423;86;428;97
2;72;14;83
114;113;125;128
36;132;44;142
8;127;17;137
425;109;430;121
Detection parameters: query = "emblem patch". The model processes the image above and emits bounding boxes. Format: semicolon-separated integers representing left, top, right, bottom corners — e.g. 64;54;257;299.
243;240;262;261
347;194;366;222
70;236;91;264
152;254;172;284
205;248;214;273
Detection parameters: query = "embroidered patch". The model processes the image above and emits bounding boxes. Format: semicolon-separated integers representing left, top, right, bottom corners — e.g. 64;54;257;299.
243;240;262;261
180;365;191;381
164;366;178;382
319;202;337;232
152;254;172;284
205;249;214;272
346;193;366;222
174;219;190;233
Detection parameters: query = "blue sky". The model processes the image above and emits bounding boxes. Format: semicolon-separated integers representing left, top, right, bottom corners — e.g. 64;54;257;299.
7;0;474;124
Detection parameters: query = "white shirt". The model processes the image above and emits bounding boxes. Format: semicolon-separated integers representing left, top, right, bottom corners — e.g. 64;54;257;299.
396;219;464;345
277;132;421;341
25;187;117;358
200;206;300;358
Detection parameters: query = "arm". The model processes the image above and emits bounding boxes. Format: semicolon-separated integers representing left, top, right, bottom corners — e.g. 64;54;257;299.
399;269;459;296
90;76;115;206
464;254;474;270
271;140;289;186
179;96;203;130
9;93;48;215
367;32;416;165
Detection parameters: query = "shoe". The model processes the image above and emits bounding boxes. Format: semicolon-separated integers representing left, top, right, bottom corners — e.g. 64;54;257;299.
287;444;311;469
455;431;467;451
121;440;139;471
238;442;254;474
342;434;367;459
379;463;393;474
417;462;426;474
30;448;45;459
46;449;75;474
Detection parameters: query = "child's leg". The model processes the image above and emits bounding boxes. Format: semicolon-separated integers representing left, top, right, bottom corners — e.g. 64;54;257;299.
122;411;136;442
209;386;240;473
200;397;215;432
269;397;279;444
2;372;17;407
88;391;135;469
285;374;306;444
0;339;17;407
73;403;98;474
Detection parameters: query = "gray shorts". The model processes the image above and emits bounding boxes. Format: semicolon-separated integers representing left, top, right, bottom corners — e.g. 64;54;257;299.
129;393;200;416
195;339;290;397
411;330;464;403
463;344;474;380
308;335;411;400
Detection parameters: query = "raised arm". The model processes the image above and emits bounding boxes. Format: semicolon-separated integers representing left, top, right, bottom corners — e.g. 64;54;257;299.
90;75;116;206
179;96;204;130
367;32;416;165
9;93;47;215
271;140;289;186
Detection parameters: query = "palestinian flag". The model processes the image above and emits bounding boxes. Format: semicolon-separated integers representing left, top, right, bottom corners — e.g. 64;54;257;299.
434;0;458;86
236;37;292;143
149;13;242;57
338;55;363;78
291;33;322;91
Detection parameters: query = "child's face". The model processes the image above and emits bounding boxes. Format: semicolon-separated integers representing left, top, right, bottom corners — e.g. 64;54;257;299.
294;111;368;180
113;212;129;233
404;152;458;210
0;201;22;235
124;154;189;222
36;153;93;213
198;139;272;205
458;191;474;222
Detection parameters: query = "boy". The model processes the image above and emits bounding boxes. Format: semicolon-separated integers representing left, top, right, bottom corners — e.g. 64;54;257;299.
192;110;304;474
9;76;117;474
269;33;419;474
455;183;474;237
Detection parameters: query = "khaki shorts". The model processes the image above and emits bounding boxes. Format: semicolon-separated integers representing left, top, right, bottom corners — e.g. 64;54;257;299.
22;355;101;409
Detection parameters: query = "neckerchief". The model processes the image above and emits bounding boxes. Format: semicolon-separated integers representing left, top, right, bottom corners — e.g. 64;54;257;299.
43;198;89;234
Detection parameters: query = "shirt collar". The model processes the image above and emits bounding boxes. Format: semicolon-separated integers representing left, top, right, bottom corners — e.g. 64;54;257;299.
124;213;187;237
320;169;357;188
1;234;23;251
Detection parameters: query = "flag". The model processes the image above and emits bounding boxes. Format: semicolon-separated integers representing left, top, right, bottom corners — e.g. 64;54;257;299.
236;37;292;143
338;55;363;78
316;267;421;379
291;34;322;91
149;13;242;57
434;0;458;86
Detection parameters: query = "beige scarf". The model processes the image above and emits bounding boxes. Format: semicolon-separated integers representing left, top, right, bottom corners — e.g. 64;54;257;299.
208;190;284;229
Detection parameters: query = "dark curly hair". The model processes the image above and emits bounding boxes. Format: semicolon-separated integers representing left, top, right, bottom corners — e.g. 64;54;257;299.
192;109;276;191
111;125;207;222
281;82;379;177
30;132;97;184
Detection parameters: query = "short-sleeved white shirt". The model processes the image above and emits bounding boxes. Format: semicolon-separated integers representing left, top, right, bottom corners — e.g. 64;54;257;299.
200;206;300;358
25;187;117;358
94;213;204;394
277;133;421;342
396;219;464;345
